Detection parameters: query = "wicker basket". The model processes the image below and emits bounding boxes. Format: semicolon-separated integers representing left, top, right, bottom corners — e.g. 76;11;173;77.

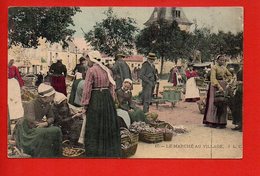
139;131;164;143
163;132;174;141
148;120;166;128
121;143;138;158
120;128;139;158
121;128;139;145
160;123;174;141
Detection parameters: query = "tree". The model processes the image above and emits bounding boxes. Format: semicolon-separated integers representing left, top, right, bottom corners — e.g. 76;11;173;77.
208;31;243;59
8;7;81;48
136;19;189;75
84;8;138;57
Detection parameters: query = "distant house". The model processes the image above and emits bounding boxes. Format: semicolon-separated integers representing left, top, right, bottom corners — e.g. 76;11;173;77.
124;55;144;70
144;7;193;32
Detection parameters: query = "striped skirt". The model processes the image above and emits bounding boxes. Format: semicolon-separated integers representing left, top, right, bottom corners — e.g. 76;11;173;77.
84;89;121;158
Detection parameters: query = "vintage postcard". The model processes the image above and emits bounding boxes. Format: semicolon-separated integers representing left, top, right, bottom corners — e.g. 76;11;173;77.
7;6;243;159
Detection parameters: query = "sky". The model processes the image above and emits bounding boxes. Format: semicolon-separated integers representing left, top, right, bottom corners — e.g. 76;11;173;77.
70;7;243;38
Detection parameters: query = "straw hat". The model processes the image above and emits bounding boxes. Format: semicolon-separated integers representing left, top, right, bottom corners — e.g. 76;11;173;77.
38;83;56;97
147;53;157;60
116;53;126;58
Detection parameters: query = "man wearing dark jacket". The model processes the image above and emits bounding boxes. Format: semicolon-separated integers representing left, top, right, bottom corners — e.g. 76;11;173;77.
112;53;132;90
140;53;157;113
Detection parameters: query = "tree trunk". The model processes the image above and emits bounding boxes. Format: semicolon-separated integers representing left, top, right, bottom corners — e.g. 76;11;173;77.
160;56;164;77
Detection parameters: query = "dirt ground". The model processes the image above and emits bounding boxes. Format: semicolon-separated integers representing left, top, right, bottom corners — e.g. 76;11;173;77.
130;80;242;159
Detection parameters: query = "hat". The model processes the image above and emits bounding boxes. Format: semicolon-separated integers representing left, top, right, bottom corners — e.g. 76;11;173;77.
38;83;56;97
147;53;157;60
116;53;126;58
123;78;133;85
87;51;102;61
54;92;67;105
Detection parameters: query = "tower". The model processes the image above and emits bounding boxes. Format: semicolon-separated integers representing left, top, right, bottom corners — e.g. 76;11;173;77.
144;7;192;32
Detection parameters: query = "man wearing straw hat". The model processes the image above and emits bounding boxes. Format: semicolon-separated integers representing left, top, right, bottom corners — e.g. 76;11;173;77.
140;53;158;113
81;51;121;158
112;53;132;90
13;83;62;158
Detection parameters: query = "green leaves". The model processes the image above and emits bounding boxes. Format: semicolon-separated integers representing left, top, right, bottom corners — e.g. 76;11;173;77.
84;8;138;57
8;7;81;48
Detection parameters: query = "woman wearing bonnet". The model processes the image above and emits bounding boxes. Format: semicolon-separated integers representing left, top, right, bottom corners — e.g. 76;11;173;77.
52;92;83;146
81;51;121;158
116;78;146;123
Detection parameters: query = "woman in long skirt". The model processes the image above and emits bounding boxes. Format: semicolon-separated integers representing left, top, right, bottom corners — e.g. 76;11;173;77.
203;55;232;128
81;51;121;158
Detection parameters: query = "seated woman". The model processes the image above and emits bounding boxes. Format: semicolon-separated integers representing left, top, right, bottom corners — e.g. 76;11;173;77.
116;79;146;123
52;92;83;146
13;83;62;158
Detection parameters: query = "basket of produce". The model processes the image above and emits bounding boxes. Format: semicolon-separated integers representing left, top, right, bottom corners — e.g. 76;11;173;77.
62;147;85;157
156;123;175;141
163;128;175;141
148;120;166;128
139;130;164;143
121;143;138;158
120;128;139;145
120;128;139;157
62;140;85;157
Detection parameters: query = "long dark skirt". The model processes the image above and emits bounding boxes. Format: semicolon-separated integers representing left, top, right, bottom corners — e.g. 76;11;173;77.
68;79;82;106
203;81;228;126
232;84;243;127
51;75;67;96
85;89;121;158
14;118;62;158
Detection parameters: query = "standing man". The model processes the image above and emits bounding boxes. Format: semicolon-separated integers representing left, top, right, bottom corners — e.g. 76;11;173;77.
140;53;157;113
112;53;132;90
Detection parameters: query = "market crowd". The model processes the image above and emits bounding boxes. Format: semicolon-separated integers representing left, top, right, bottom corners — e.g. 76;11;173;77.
8;51;243;158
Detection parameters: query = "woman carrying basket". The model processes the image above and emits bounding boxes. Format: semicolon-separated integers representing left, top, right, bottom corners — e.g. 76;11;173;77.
203;55;232;128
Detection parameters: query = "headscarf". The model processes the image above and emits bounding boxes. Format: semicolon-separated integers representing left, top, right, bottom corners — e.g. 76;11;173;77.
38;83;56;97
123;78;133;85
87;51;116;85
121;78;133;93
54;91;67;105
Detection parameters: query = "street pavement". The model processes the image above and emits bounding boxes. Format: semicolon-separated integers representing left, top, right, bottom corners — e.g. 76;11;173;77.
130;80;242;159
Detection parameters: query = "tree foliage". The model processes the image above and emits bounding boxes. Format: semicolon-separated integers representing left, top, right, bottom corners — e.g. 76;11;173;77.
84;8;138;56
136;19;189;74
8;7;81;48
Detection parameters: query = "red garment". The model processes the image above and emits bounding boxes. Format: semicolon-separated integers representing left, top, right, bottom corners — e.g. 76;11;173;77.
8;66;24;87
51;75;67;96
190;71;198;77
81;64;115;106
186;70;198;79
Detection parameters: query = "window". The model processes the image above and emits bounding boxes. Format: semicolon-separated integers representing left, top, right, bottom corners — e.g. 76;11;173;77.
176;10;181;18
